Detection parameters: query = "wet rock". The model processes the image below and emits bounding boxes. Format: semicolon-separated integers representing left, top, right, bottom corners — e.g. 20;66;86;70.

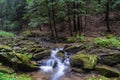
64;44;85;53
70;53;98;69
33;50;51;60
95;65;120;77
99;53;120;66
57;51;65;59
71;68;85;73
28;47;45;53
15;54;39;71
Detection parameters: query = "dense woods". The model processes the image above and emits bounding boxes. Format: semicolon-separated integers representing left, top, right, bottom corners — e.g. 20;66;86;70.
0;0;120;37
1;0;120;80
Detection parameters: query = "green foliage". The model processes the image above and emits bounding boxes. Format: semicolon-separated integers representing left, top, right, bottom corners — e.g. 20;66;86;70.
0;31;15;37
94;37;120;48
0;0;26;31
0;72;32;80
76;34;84;42
66;37;75;43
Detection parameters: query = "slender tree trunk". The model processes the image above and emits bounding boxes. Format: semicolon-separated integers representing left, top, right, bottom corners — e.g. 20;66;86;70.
105;0;111;32
39;25;42;31
76;2;80;34
67;3;73;36
80;16;83;32
51;0;58;42
46;0;54;37
76;2;83;34
73;2;77;33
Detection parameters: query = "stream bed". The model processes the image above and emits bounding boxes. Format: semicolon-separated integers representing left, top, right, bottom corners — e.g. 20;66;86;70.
40;48;70;80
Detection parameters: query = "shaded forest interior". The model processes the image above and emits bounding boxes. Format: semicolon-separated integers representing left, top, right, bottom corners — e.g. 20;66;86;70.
0;0;120;39
1;1;120;80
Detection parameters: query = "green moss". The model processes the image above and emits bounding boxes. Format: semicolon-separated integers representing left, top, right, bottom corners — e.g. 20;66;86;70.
71;53;98;69
22;30;36;37
66;37;75;43
87;76;110;80
57;52;65;58
94;37;120;48
33;50;51;60
0;72;32;80
29;48;45;53
0;45;12;52
0;65;14;74
95;65;120;77
101;54;120;65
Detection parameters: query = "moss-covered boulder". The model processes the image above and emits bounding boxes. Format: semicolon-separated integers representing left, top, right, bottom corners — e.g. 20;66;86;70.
95;65;120;77
56;51;65;59
0;65;14;74
71;68;85;73
28;47;45;53
0;52;39;72
33;50;51;60
70;53;98;69
0;45;12;52
99;53;120;66
64;44;86;54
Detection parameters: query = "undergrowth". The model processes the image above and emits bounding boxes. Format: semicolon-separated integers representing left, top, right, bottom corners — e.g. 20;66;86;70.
0;31;15;37
0;72;32;80
94;37;120;48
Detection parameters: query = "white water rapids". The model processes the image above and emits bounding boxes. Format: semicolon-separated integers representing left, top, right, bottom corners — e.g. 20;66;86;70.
40;48;70;80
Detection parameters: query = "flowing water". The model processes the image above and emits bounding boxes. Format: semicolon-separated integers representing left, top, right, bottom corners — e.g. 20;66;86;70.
40;48;70;80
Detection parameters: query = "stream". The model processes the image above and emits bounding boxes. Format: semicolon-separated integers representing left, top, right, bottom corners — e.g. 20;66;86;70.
40;48;70;80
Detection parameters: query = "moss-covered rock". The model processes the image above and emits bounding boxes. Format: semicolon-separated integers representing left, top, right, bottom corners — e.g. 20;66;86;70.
33;50;51;60
0;52;39;72
22;30;36;37
0;65;14;74
0;45;12;52
70;53;98;69
64;44;85;53
95;65;120;77
57;51;65;59
28;47;45;53
99;53;120;66
71;68;85;73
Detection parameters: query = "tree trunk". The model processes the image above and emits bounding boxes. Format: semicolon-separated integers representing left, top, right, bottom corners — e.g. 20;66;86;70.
73;2;77;33
105;0;111;32
46;0;54;37
67;3;73;36
51;0;58;42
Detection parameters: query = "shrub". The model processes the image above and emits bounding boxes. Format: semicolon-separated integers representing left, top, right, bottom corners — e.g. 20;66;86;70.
0;31;15;37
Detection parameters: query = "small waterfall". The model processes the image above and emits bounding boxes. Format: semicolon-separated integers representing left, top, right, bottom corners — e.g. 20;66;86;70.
40;48;70;80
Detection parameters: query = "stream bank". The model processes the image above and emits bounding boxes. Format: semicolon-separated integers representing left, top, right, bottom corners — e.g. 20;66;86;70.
0;35;120;80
